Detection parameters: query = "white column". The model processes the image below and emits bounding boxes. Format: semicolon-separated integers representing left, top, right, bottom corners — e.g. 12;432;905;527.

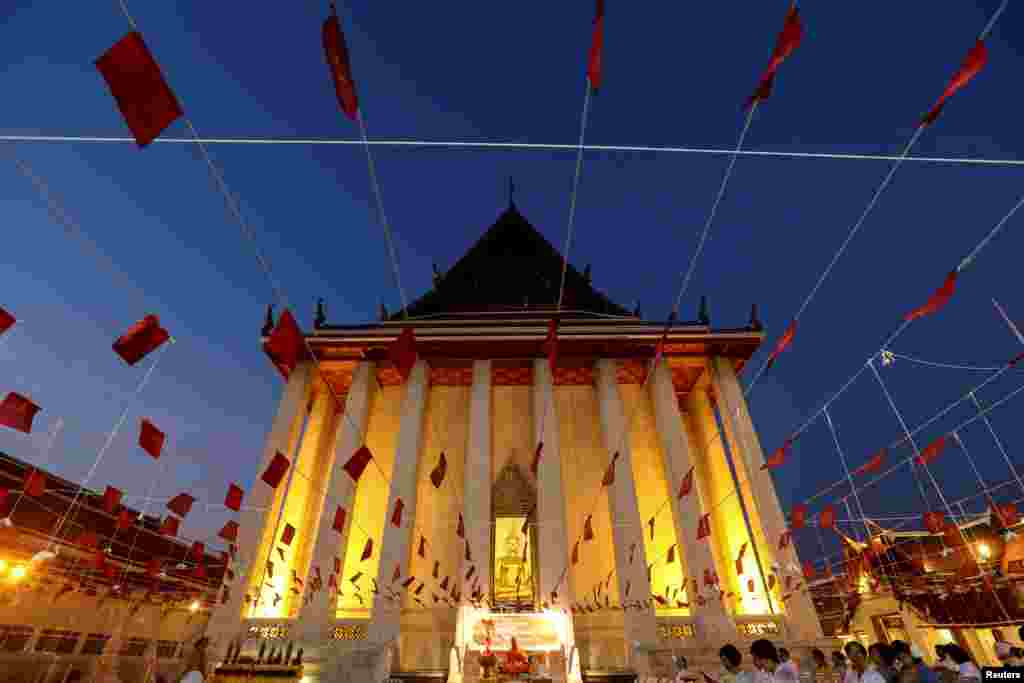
709;357;823;641
368;359;430;646
594;360;658;665
298;361;376;639
649;360;735;643
533;359;580;683
206;362;314;652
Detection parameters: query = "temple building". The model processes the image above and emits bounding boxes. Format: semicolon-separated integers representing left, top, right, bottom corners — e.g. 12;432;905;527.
206;204;830;681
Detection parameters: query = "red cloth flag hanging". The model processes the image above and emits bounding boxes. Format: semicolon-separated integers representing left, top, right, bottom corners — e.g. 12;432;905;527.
388;329;418;383
748;578;756;593
779;530;792;550
343;445;373;482
602;452;620;487
696;513;711;540
159;515;179;537
95;32;183;147
146;557;161;578
24;469;46;497
666;545;676;564
391;498;404;528
112;315;170;365
915;435;947;466
854;449;885;476
323;9;359;121
0;393;41;434
332;505;347;533
457;512;465;538
648;516;655;541
791;504;807;530
530;442;543;477
587;0;605;91
430;452;447;489
191;542;205;561
571;540;580;565
819;505;835;530
765;321;796;370
432;561;439;579
678;466;694;499
78;530;99;550
167;493;195;518
544;320;559;374
263;309;303;380
465;540;473;562
905;271;957;322
225;484;244;512
218;520;237;540
117;508;135;531
922;40;988;126
281;523;296;546
0;307;14;336
139;418;165;460
747;4;803;109
763;437;793;470
993;503;1020;529
418;536;426;558
360;538;373;562
102;486;123;514
583;515;595;541
802;561;816;580
262;452;290;489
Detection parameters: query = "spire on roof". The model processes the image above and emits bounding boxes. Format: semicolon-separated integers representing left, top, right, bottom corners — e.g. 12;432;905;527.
314;298;327;329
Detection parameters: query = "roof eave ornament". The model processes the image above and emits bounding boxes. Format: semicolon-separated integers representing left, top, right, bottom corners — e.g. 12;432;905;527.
314;298;327;330
261;304;275;336
698;296;710;326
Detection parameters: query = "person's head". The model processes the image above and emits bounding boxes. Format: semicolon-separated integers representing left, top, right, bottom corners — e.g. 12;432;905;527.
832;651;846;668
869;643;894;669
812;649;826;667
944;644;970;665
674;654;688;671
890;641;913;668
935;644;948;661
779;648;791;662
996;642;1015;663
720;645;742;672
751;640;780;672
844;641;868;672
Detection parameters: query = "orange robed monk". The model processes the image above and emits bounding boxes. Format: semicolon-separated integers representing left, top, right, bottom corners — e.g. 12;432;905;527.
504;637;529;674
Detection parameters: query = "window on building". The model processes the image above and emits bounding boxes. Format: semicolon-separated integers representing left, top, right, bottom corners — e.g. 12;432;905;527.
119;638;150;657
36;629;80;654
156;640;180;659
81;634;111;656
0;625;34;652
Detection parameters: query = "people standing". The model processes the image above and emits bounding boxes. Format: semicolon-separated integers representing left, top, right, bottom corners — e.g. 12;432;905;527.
890;640;938;683
843;641;885;683
942;644;980;681
995;642;1022;667
720;644;753;683
178;637;209;683
778;649;800;683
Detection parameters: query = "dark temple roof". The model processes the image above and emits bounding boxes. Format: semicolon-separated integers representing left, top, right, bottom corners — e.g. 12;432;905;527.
388;204;633;320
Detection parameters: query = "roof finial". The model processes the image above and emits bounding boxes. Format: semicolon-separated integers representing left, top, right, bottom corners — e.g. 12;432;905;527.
508;176;516;209
698;296;710;326
261;304;275;336
314;298;326;329
749;303;763;331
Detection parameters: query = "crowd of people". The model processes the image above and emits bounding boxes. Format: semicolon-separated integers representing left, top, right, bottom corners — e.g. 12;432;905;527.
670;631;1024;683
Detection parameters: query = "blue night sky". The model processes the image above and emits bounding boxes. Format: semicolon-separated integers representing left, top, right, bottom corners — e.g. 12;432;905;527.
1;1;1023;565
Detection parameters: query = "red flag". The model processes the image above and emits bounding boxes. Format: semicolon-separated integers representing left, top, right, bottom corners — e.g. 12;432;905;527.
391;498;404;528
360;538;373;561
465;540;473;562
262;452;290;489
343;445;373;482
323;9;359;121
819;505;835;530
95;33;183;148
24;469;46;497
430;452;447;489
993;503;1020;529
0;393;41;434
332;506;347;533
765;321;796;369
388;329;418;383
778;530;792;550
922;40;988;126
191;542;205;561
102;486;122;514
218;520;238;542
418;536;426;558
802;561;816;580
112;315;170;366
757;4;803;83
763;437;793;470
160;515;180;537
117;508;134;531
139;418;165;460
666;545;676;564
583;515;594;541
465;565;475;581
530;442;543;477
915;435;947;466
146;558;161;578
77;530;99;550
544;320;559;374
648;516;655;541
791;504;807;530
167;493;195;518
854;449;885;476
571;540;580;565
225;484;244;512
280;523;296;546
696;513;711;540
587;0;605;91
457;513;465;538
905;271;957;322
391;563;402;583
601;452;620;487
677;466;694;499
263;309;303;380
0;307;14;336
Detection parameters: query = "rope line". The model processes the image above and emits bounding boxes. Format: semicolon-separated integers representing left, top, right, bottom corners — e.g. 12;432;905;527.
555;79;594;313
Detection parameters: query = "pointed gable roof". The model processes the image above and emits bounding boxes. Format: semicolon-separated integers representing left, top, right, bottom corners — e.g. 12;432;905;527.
391;205;631;319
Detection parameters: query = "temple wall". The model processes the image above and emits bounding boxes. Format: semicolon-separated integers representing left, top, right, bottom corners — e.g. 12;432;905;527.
337;383;404;617
618;383;689;616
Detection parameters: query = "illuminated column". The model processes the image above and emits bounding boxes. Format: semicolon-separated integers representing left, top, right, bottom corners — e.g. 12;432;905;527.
594;360;658;664
709;357;822;641
299;361;376;639
368;360;429;647
649;360;734;643
206;362;314;652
